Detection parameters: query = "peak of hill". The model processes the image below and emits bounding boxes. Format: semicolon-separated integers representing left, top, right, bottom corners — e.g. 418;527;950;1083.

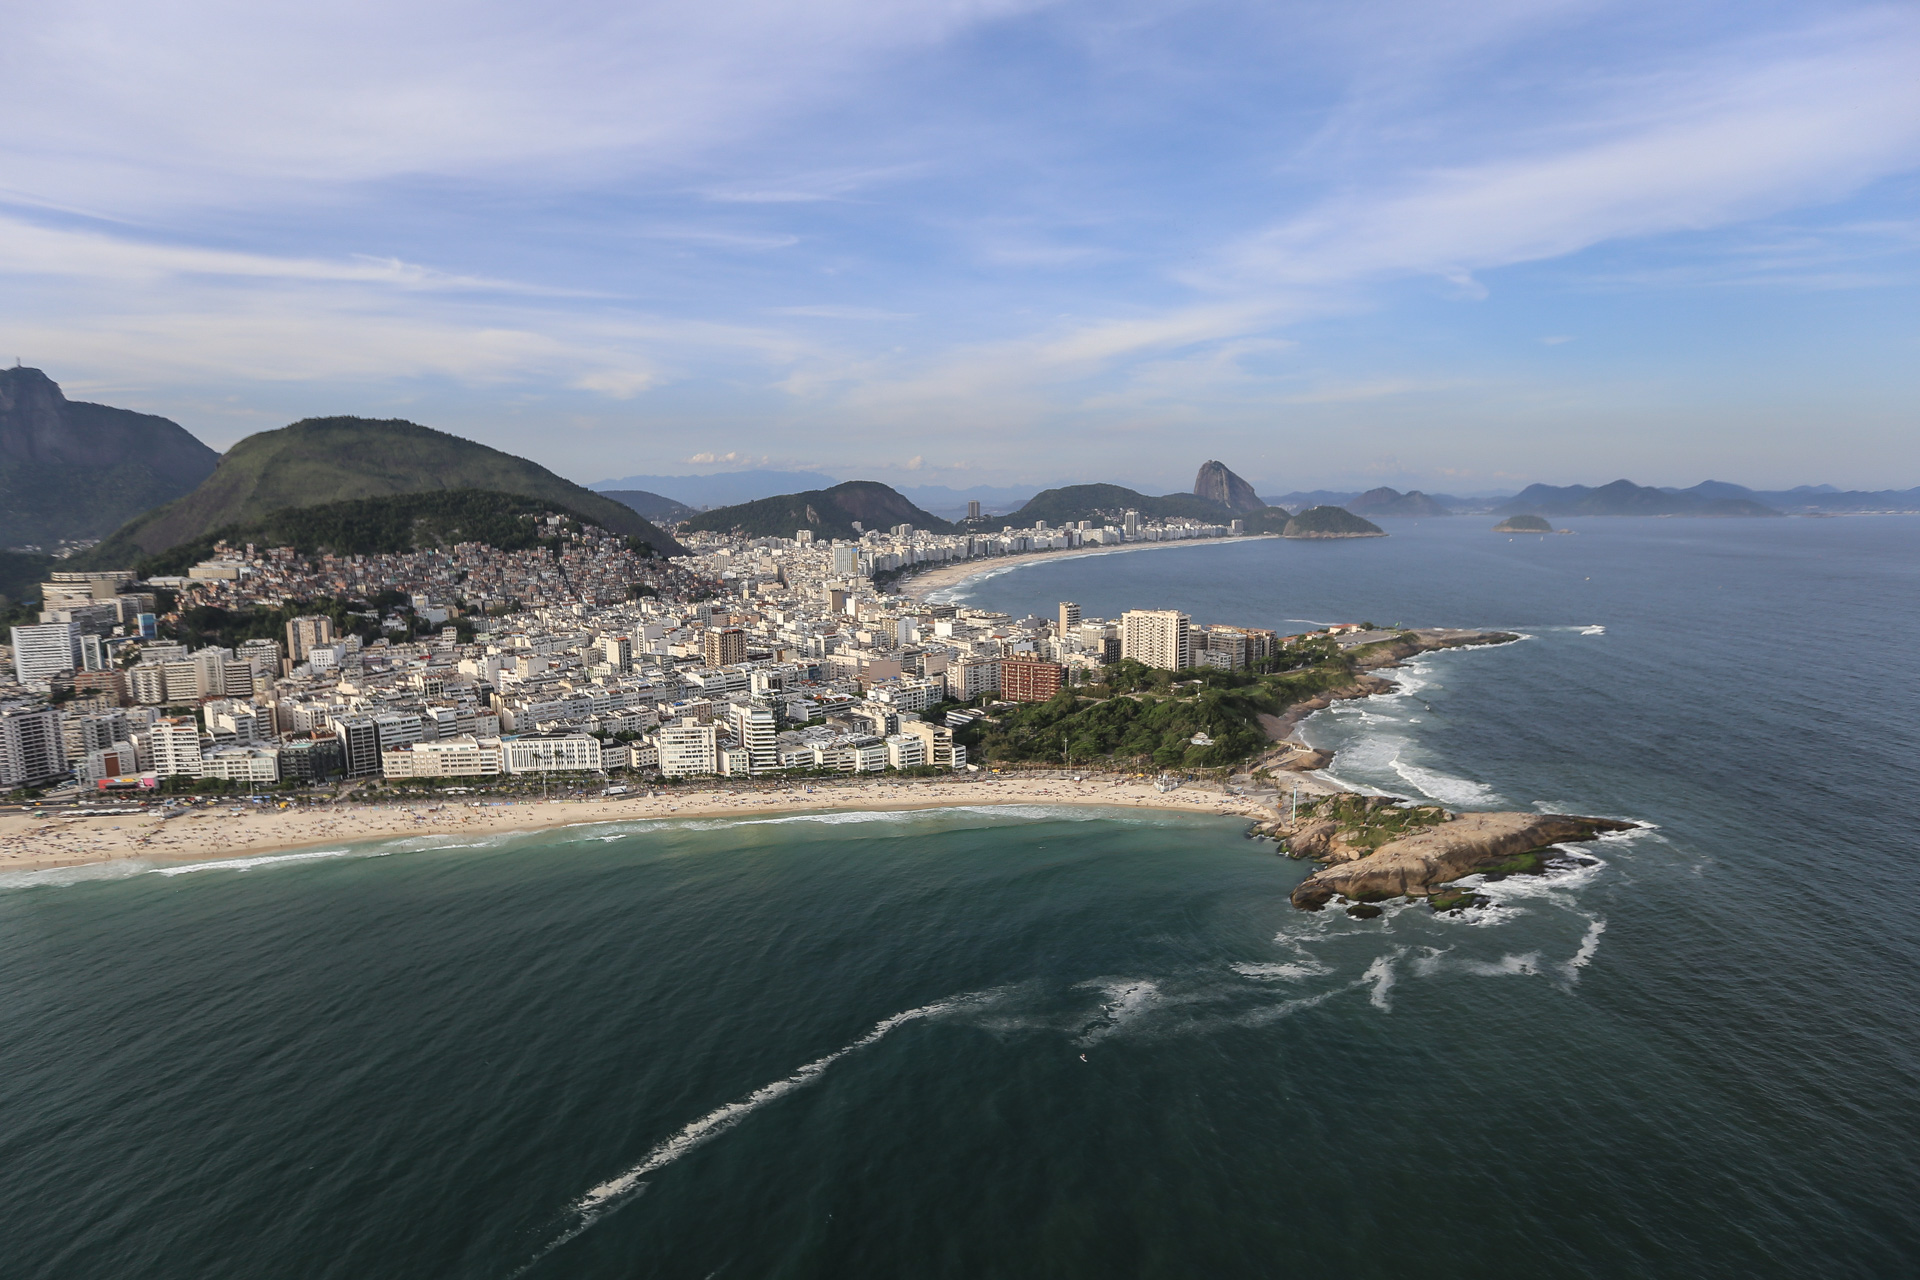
75;415;683;567
1497;479;1782;518
1347;487;1451;517
0;367;219;548
1282;506;1386;538
1192;461;1265;513
679;480;953;541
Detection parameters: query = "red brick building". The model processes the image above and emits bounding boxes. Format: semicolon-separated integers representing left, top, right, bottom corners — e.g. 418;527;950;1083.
999;658;1064;703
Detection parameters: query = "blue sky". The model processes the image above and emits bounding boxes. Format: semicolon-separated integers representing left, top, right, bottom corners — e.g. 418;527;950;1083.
3;0;1917;493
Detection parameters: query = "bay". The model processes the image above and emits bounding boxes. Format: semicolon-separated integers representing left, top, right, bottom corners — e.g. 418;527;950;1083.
4;516;1918;1277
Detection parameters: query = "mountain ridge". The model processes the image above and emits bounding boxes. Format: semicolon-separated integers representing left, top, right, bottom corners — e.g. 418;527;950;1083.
75;416;683;567
0;367;220;548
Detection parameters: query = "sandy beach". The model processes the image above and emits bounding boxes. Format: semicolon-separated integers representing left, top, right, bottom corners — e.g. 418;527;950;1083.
0;773;1297;874
902;534;1275;599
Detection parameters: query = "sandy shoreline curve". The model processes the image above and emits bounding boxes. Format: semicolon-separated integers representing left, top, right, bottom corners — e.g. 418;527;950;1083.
902;534;1275;600
0;774;1286;875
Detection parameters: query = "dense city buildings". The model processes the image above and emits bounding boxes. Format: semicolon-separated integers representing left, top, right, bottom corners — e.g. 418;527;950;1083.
0;500;1299;792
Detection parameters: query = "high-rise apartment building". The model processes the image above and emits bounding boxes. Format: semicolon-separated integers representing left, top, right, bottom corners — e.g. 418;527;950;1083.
334;715;381;778
0;705;66;787
1057;602;1080;635
285;615;336;663
967;500;982;521
703;627;746;668
11;622;78;687
727;702;777;773
657;718;719;777
1121;610;1191;671
1000;658;1065;703
150;718;206;778
831;543;862;577
599;635;632;671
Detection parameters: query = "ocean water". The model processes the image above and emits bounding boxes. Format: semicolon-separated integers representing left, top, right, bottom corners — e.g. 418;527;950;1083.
5;518;1920;1277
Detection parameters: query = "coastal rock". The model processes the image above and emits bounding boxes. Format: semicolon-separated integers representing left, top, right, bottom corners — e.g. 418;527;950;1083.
1288;811;1635;910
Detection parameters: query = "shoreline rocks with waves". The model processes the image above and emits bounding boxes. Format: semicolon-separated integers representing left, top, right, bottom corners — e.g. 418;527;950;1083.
1255;796;1634;912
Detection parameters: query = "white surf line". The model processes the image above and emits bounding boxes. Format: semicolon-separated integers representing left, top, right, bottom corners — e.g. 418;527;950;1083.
516;995;976;1272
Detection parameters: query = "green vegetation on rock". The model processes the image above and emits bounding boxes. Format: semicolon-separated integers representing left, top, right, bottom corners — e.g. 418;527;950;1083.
681;480;953;541
73;416;681;567
960;638;1360;771
1493;514;1554;532
1282;505;1386;538
1294;793;1451;849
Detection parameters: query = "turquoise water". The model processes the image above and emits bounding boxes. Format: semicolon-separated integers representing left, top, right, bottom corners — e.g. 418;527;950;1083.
5;517;1920;1276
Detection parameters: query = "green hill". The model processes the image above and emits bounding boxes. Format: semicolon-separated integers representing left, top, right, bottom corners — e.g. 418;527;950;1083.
681;481;953;541
1;367;219;548
1008;484;1216;525
1493;514;1554;533
73;416;682;567
600;489;696;525
1282;506;1386;538
131;489;631;576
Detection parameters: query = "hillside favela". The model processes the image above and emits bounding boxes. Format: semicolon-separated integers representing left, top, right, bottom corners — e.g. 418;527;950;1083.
6;4;1920;1279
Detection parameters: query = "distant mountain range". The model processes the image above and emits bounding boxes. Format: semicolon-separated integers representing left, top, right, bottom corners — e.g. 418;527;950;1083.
590;471;1038;518
76;416;684;568
591;470;839;509
1;367;219;548
1494;480;1782;517
679;481;954;542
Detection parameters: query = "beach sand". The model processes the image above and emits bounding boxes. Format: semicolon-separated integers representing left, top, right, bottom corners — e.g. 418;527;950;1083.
902;535;1273;599
0;774;1296;874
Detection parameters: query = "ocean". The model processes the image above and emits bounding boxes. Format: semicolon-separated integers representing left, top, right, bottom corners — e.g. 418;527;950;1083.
4;516;1919;1277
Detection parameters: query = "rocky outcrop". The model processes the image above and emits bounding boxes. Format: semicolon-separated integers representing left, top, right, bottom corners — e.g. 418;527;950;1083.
1193;460;1266;513
1281;506;1386;538
1284;811;1635;909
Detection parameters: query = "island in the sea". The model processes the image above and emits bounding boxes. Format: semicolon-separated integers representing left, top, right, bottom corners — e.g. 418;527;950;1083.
1493;513;1555;533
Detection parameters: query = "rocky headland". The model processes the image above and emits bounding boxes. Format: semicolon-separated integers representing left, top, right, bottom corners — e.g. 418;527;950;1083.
1258;796;1634;912
1244;628;1636;912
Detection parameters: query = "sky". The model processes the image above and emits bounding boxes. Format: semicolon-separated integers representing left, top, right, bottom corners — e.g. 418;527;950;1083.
3;0;1918;495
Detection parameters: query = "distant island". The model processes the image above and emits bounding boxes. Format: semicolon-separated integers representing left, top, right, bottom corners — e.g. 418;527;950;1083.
1493;514;1554;533
1282;506;1385;539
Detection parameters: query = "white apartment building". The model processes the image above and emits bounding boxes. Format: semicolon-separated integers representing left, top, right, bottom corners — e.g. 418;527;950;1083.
1121;609;1192;672
11;623;78;687
884;733;926;769
381;736;503;778
953;658;1000;701
657;718;719;777
899;718;965;770
151;718;206;778
502;734;603;774
200;746;280;784
727;702;777;773
128;664;169;705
